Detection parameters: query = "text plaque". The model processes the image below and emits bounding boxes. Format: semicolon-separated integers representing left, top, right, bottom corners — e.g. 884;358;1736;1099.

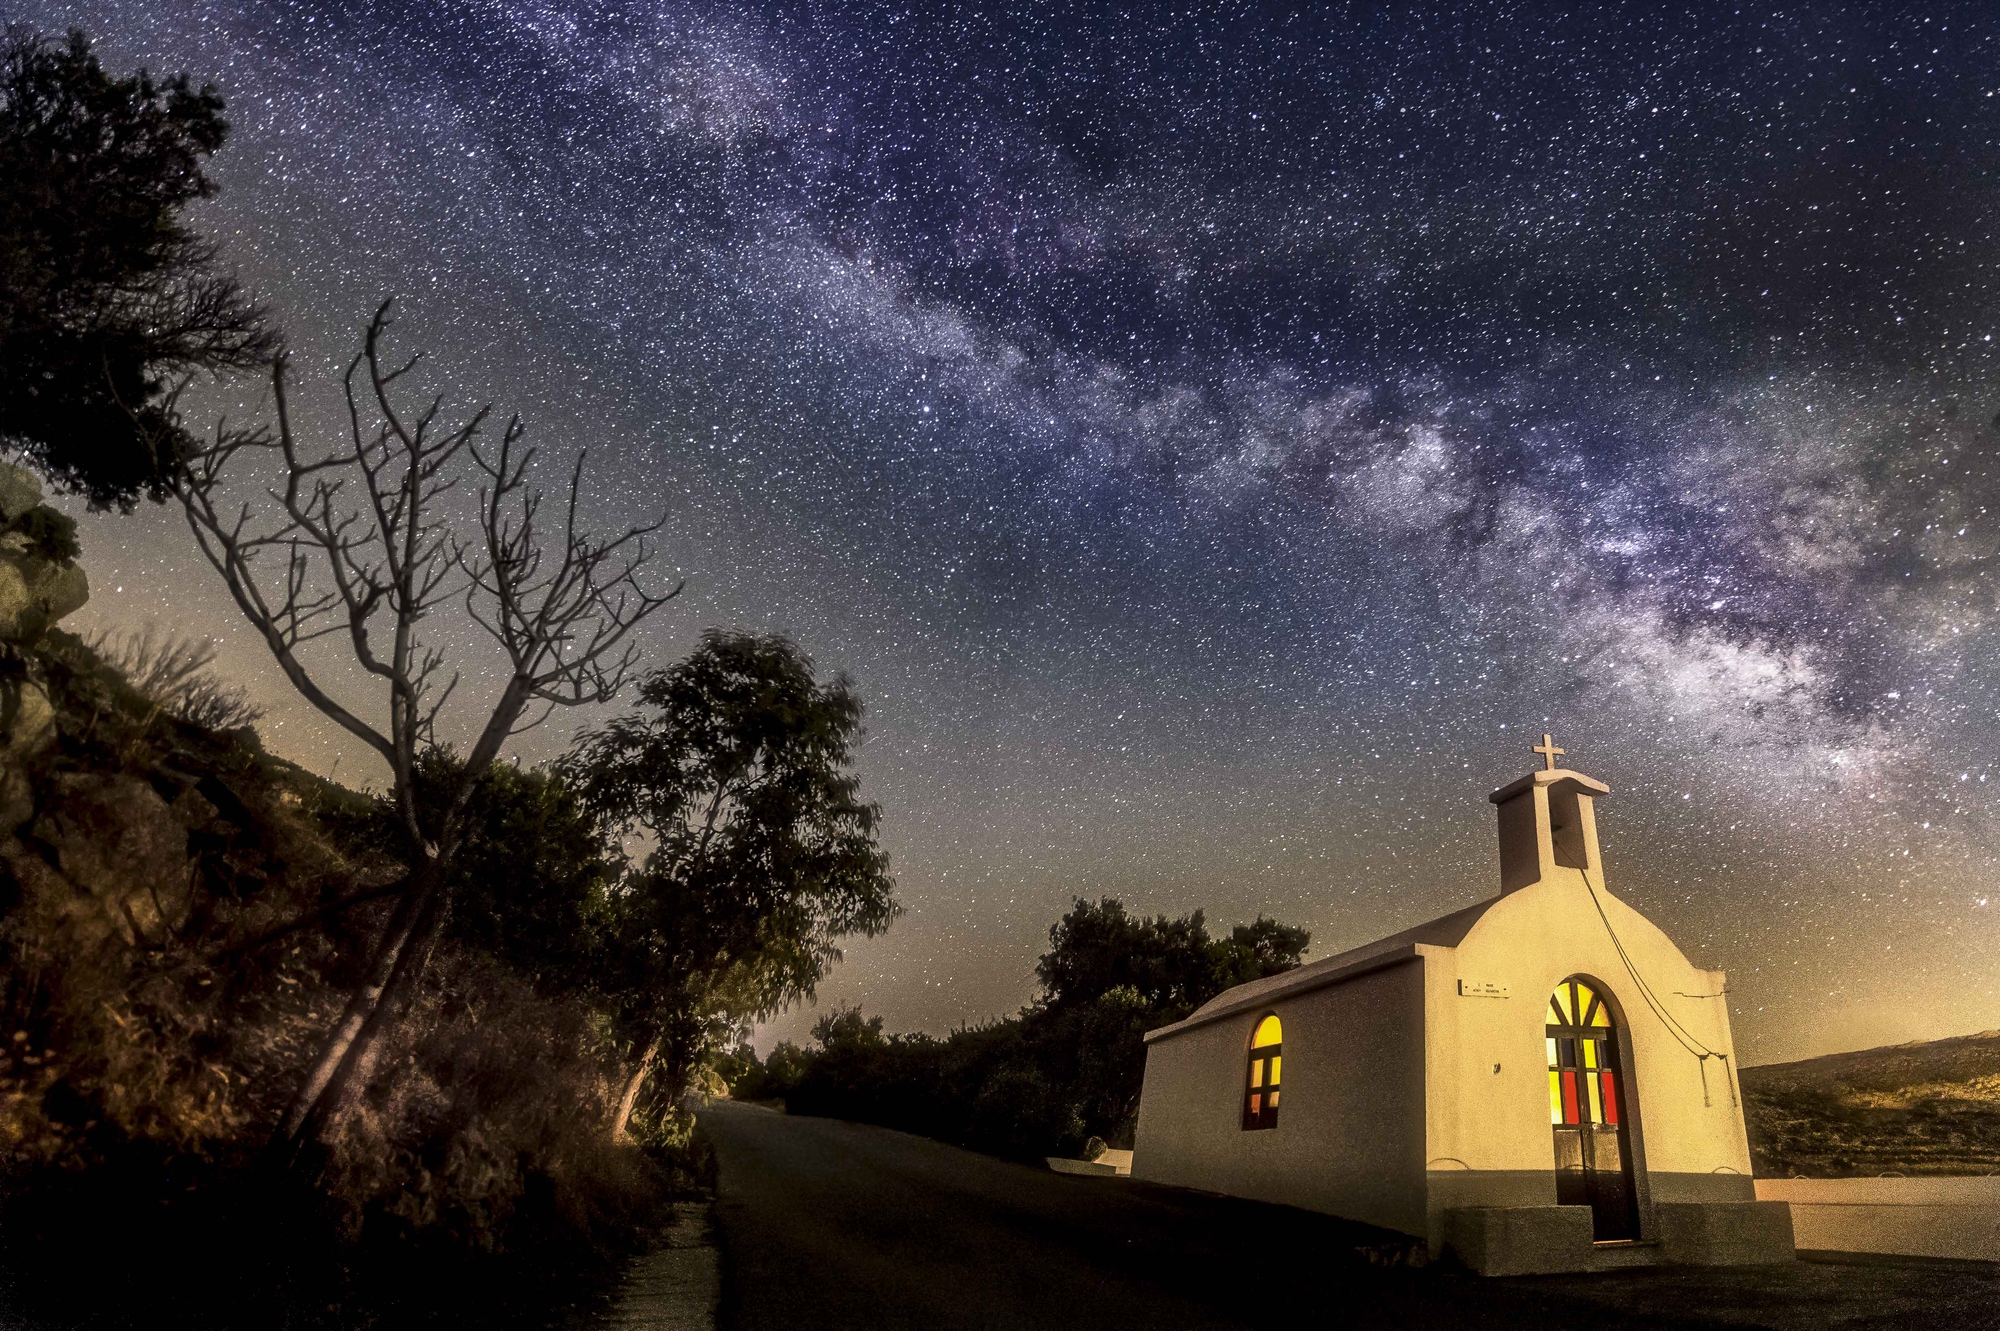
1458;979;1510;998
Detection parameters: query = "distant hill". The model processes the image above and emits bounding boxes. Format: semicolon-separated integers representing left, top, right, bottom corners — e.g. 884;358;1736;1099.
1740;1030;2000;1177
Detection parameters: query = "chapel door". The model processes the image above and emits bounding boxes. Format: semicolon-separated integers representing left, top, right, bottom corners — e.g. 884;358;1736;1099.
1546;978;1639;1241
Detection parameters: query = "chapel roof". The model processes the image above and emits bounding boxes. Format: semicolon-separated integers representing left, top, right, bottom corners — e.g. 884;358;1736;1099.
1145;891;1502;1042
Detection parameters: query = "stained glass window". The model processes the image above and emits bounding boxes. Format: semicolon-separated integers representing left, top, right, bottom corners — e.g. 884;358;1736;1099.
1545;979;1624;1128
1243;1014;1282;1130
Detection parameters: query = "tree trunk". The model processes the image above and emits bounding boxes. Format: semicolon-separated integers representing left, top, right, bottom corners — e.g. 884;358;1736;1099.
295;878;452;1152
611;1035;660;1144
266;857;444;1167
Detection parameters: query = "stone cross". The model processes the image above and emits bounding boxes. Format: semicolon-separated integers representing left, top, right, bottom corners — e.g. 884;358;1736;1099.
1533;733;1565;771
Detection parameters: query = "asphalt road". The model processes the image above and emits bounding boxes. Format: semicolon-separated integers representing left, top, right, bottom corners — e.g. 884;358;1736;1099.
698;1101;2000;1331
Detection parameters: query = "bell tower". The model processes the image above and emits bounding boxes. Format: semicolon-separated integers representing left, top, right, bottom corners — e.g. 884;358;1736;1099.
1488;733;1610;892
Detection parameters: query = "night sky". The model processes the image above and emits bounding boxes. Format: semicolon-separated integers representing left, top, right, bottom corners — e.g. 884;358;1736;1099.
23;0;2000;1063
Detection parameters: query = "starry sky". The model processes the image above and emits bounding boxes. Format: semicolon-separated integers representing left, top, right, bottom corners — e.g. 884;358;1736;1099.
23;0;2000;1063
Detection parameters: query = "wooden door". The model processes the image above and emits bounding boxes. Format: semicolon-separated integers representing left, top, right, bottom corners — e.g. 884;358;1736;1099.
1546;978;1638;1241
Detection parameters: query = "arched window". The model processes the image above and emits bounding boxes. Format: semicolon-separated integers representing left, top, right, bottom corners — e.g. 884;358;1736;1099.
1546;979;1618;1129
1242;1014;1282;1130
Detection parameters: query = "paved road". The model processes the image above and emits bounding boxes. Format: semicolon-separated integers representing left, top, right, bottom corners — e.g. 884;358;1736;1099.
699;1101;2000;1330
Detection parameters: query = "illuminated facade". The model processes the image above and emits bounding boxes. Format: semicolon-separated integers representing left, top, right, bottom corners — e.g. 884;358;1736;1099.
1130;747;1796;1275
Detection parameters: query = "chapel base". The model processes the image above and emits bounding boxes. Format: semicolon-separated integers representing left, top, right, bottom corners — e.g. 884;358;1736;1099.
1654;1200;1796;1265
1441;1201;1794;1276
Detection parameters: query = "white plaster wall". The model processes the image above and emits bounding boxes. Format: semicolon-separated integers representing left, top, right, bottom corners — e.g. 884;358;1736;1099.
1132;961;1428;1237
1425;865;1755;1243
1756;1178;2000;1261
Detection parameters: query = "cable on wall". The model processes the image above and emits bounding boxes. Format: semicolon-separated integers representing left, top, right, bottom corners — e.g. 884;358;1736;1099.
1580;865;1738;1110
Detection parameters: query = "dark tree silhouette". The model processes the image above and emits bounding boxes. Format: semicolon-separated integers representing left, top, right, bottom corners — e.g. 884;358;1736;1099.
1035;897;1309;1017
562;631;898;1139
0;28;276;510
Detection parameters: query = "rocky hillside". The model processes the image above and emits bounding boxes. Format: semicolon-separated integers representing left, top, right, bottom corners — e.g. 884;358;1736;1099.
1741;1030;2000;1177
0;460;678;1329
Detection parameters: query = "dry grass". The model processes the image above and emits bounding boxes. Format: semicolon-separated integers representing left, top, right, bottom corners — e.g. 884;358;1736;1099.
1742;1031;2000;1177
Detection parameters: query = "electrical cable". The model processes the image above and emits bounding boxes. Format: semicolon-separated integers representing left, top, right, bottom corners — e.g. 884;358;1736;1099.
1580;865;1738;1109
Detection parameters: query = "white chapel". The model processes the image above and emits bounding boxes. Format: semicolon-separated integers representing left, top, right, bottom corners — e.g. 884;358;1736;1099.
1131;739;1795;1275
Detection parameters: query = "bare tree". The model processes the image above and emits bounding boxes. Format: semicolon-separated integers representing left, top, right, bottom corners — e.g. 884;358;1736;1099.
176;299;680;1164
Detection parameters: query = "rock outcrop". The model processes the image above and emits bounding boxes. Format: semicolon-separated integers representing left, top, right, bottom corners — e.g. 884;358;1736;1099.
0;461;86;646
0;461;88;830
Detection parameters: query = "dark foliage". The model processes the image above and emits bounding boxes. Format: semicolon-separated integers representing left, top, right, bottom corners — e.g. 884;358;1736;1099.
737;897;1308;1161
1036;897;1310;1015
367;751;620;993
0;28;276;510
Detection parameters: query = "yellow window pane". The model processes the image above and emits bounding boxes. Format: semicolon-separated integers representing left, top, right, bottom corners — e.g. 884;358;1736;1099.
1546;1036;1558;1068
1269;1056;1281;1086
1582;1038;1599;1069
1548;998;1566;1025
1549;985;1571;1025
1249;1060;1263;1088
1587;1071;1603;1123
1548;1070;1563;1123
1252;1015;1282;1048
1573;981;1595;1017
1268;1090;1279;1107
1590;998;1612;1027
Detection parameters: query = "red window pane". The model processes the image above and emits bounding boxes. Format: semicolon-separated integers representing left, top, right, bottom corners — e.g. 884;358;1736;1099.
1249;1093;1261;1115
1560;1069;1580;1124
1600;1071;1619;1125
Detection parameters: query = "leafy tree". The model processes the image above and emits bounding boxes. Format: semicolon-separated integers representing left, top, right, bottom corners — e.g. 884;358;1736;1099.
810;1005;885;1053
1217;916;1315;991
0;28;276;510
562;631;898;1138
1035;897;1309;1021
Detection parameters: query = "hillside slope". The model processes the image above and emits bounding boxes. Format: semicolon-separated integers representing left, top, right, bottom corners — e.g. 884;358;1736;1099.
1741;1030;2000;1177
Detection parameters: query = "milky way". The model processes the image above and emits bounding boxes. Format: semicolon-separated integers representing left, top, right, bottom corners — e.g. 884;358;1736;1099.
25;0;2000;1060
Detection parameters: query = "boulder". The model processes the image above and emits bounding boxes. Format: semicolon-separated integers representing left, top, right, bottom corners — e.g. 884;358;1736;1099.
0;550;88;643
33;773;195;944
0;676;55;832
0;464;42;522
0;675;55;758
